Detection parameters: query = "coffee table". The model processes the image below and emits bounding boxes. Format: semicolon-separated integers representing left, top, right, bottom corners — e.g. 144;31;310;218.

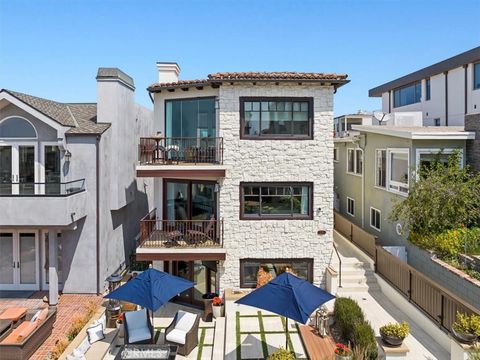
114;344;177;360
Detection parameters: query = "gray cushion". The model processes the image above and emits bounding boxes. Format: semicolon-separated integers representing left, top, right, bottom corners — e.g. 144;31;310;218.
128;326;152;343
125;309;150;343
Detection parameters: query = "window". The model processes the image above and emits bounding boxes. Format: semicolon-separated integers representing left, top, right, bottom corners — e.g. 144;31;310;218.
416;149;463;178
370;208;381;231
475;63;480;90
388;149;409;194
333;148;339;162
240;258;313;288
240;97;313;139
165;97;216;138
375;150;387;188
347;197;355;216
44;146;61;194
393;81;422;108
347;148;362;175
434;118;441;126
240;182;312;219
0;117;37;138
426;79;431;100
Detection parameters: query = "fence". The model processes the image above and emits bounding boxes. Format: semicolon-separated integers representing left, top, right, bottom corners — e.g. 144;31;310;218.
333;211;377;259
333;210;480;334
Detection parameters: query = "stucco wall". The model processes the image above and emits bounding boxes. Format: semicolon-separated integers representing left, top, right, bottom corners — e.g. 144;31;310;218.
217;83;334;292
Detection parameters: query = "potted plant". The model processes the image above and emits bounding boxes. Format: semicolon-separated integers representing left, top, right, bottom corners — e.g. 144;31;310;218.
380;321;410;347
334;343;352;360
212;296;225;318
116;313;124;338
452;312;480;344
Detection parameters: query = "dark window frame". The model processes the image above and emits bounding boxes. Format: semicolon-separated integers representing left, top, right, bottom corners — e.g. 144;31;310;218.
393;81;422;108
474;63;480;90
426;78;431;101
239;97;314;140
239;258;314;288
239;182;313;220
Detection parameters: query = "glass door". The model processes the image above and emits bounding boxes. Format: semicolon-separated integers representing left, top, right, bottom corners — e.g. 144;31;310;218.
0;146;12;194
18;145;35;195
0;143;36;195
174;261;192;303
0;233;14;286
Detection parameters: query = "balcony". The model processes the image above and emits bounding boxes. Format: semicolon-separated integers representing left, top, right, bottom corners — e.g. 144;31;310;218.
136;208;226;261
136;137;226;179
0;180;87;227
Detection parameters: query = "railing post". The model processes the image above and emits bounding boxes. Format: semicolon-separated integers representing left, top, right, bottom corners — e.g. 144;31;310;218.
439;294;445;328
408;271;412;301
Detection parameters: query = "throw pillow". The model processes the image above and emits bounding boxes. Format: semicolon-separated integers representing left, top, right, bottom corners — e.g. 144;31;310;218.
30;310;42;323
86;323;104;344
75;337;91;355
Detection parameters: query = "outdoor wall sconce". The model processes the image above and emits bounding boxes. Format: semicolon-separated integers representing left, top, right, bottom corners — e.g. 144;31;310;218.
64;150;72;162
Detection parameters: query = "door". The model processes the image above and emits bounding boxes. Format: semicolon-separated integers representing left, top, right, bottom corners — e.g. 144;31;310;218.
0;231;39;290
0;143;36;195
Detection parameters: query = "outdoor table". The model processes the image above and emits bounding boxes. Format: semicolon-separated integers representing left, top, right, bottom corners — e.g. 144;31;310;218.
150;135;164;163
114;344;177;360
0;319;12;338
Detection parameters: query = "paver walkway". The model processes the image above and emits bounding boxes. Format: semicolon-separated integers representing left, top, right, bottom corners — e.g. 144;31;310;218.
0;291;102;360
333;231;449;360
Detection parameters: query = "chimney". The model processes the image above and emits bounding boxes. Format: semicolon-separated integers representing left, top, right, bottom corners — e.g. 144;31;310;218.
156;62;180;83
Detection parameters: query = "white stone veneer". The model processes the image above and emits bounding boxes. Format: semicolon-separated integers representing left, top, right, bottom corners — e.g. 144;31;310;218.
217;83;335;292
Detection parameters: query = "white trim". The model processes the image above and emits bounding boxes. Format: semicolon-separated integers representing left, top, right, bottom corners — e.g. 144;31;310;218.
415;148;464;174
369;207;381;232
40;230;63;291
40;142;64;184
387;148;410;196
351;125;475;140
374;148;387;189
346;196;355;217
346;147;363;176
0;115;38;139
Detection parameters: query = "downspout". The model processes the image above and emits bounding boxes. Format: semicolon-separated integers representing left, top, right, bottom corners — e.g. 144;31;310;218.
444;71;449;126
96;135;101;295
148;91;154;104
359;135;367;228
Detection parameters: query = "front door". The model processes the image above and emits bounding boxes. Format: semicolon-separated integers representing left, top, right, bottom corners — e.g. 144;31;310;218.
0;231;39;290
0;143;36;195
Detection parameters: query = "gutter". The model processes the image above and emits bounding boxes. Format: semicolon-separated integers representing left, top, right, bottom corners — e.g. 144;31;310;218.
96;135;101;295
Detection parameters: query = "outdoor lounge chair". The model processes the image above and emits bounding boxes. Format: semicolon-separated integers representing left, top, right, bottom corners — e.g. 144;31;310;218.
124;309;154;345
186;215;216;245
164;310;199;356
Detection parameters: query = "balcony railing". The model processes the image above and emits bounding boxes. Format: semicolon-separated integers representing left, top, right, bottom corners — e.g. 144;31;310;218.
0;179;85;197
139;208;223;249
138;137;223;165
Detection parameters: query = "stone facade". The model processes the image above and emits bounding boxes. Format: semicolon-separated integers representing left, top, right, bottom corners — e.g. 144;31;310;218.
465;112;480;171
217;83;335;292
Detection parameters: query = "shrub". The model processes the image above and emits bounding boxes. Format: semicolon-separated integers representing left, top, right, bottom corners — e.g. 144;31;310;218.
267;347;295;360
380;321;410;338
334;297;364;340
353;322;378;360
453;312;480;336
47;338;70;360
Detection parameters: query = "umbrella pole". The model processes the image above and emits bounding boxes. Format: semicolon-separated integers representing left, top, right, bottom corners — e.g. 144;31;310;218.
285;317;288;350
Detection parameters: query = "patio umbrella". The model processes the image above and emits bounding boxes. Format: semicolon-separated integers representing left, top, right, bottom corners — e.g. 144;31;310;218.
235;272;335;350
105;268;194;311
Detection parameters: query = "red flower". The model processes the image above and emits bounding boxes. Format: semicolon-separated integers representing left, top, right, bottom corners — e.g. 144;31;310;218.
212;296;223;306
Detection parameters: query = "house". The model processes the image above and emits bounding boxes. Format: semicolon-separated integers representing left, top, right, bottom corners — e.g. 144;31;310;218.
135;63;349;304
369;46;480;127
334;110;377;138
334;119;475;246
0;68;153;304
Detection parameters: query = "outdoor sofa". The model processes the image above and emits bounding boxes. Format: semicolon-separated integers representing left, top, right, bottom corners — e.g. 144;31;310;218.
0;307;56;360
165;310;200;356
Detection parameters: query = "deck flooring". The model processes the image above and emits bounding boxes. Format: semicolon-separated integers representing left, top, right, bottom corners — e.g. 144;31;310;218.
298;325;335;360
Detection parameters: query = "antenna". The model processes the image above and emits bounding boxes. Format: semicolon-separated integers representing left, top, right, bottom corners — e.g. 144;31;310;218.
373;111;391;125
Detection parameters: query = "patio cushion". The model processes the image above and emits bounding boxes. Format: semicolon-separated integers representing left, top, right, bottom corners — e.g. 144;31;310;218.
0;321;33;344
0;307;27;321
174;311;197;332
165;328;186;345
127;326;152;343
37;307;49;322
125;309;148;331
87;323;105;344
17;320;38;338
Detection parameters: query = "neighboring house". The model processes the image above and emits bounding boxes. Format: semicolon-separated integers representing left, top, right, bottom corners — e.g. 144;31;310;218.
334;111;377;138
369;46;480;127
0;68;153;304
135;63;349;304
334;122;475;246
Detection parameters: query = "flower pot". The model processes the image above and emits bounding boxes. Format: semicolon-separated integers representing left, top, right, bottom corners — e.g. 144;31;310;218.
116;321;124;338
451;328;478;345
212;305;225;318
335;354;352;360
380;329;405;347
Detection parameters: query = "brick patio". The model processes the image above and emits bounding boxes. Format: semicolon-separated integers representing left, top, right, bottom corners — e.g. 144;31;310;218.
0;291;103;360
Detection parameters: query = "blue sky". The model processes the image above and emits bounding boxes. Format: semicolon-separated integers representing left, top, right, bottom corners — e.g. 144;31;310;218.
0;0;479;115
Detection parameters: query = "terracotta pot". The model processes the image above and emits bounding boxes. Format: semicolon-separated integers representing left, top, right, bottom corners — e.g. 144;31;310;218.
380;329;404;347
212;305;225;318
452;328;478;345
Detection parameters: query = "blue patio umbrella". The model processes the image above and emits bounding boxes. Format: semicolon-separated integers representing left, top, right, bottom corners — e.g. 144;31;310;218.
235;272;335;349
104;268;194;311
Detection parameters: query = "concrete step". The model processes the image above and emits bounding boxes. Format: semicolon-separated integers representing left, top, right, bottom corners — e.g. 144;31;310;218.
337;283;381;294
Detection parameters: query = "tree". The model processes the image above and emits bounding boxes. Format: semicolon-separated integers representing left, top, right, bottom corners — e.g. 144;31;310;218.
390;151;480;236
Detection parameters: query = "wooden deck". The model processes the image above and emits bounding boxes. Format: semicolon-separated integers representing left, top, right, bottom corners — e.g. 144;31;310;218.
298;325;335;360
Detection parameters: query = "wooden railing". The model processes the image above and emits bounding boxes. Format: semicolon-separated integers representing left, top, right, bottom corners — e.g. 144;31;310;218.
333;211;377;259
138;208;223;248
375;246;480;332
138;137;223;165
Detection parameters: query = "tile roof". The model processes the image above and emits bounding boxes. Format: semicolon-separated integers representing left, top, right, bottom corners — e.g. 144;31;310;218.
148;71;349;92
2;89;110;135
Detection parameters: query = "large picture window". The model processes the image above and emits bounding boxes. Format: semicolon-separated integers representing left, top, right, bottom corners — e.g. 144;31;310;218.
388;149;409;194
240;182;312;219
240;258;313;288
240;97;313;139
165;97;216;138
393;81;422;108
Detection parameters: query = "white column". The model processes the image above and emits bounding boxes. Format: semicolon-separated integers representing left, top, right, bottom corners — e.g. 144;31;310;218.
48;230;58;306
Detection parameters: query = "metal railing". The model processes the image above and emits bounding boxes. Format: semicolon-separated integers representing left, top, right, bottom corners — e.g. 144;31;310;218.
138;137;223;165
0;179;85;196
138;208;223;248
332;242;342;288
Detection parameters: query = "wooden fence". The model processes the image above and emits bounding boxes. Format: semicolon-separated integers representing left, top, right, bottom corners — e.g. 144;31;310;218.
333;210;480;334
333;211;377;259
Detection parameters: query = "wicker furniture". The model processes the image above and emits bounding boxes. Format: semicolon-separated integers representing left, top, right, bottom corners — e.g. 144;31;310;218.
0;307;56;360
164;310;199;356
124;309;154;345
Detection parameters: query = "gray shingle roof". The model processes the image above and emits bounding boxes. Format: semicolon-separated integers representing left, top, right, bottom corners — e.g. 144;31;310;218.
2;89;110;135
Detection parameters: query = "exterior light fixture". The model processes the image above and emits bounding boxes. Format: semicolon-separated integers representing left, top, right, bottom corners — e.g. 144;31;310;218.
64;150;72;162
